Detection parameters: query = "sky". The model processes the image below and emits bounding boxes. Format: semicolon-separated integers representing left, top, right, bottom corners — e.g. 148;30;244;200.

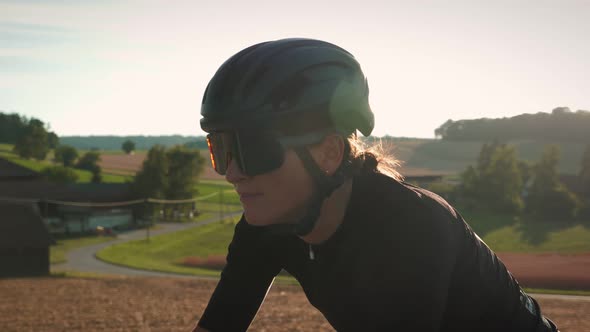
1;0;589;138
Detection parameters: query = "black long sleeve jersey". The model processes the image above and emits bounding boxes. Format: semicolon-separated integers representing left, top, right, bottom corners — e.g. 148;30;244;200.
198;171;553;331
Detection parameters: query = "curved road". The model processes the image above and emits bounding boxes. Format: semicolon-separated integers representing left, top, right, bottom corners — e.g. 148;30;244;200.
51;211;589;302
51;212;243;278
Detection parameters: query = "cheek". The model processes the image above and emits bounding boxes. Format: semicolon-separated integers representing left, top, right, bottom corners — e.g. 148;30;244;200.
243;152;313;225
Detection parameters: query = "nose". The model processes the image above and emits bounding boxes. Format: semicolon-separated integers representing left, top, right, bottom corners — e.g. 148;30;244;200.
225;158;247;184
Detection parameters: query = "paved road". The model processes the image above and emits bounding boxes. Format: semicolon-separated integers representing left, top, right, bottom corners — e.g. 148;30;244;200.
51;211;243;278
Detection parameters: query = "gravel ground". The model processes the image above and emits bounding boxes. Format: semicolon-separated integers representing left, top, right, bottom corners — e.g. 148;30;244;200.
1;277;587;332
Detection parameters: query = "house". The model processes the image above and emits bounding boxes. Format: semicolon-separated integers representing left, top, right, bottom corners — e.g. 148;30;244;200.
0;157;141;234
0;202;54;277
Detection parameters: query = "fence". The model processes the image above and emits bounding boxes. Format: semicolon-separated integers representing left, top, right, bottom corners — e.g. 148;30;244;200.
0;189;242;235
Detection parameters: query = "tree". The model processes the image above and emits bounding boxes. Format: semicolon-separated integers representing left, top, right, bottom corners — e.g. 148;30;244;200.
12;123;49;160
122;139;136;155
91;169;102;183
0;112;27;143
133;145;169;199
54;145;79;167
165;146;206;199
76;151;102;183
580;144;590;190
577;145;590;221
133;145;206;200
47;132;59;149
459;142;524;213
434;119;453;139
40;166;79;183
76;151;101;171
525;145;579;221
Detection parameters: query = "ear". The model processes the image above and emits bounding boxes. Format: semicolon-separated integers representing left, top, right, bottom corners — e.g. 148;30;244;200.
309;135;345;175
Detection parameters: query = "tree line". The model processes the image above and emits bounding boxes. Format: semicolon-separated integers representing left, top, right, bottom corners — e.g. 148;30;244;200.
436;142;590;223
0;112;59;160
435;107;590;142
41;139;139;184
59;135;202;150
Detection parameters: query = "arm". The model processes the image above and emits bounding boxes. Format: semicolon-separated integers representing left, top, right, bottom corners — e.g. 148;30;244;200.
194;217;282;332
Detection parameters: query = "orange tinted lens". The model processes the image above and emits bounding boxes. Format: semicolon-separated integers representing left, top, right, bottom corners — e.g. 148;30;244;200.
206;136;217;171
206;134;230;175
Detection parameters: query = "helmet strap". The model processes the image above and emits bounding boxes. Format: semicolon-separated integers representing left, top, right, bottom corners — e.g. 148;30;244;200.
292;147;349;236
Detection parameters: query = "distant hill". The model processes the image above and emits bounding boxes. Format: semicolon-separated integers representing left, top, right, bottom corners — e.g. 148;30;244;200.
384;138;586;175
60;135;205;150
56;135;587;176
435;107;590;142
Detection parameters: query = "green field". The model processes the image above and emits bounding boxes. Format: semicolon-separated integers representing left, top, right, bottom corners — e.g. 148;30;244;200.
195;181;240;205
457;206;590;253
482;224;590;253
0;144;131;183
97;212;590;276
97;218;239;277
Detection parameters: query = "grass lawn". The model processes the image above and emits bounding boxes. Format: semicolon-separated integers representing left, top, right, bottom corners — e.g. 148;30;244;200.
95;199;590;294
97;218;239;277
457;206;590;253
195;181;240;205
483;224;590;253
0;146;131;183
50;236;117;264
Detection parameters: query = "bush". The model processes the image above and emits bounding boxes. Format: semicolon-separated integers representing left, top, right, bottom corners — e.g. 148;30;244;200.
178;255;226;270
526;185;580;221
41;166;79;184
54;145;79;167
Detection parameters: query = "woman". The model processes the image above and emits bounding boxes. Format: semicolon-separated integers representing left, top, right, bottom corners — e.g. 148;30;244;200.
193;38;558;331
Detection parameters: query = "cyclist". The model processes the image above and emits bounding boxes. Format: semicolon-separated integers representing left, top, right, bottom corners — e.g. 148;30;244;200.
192;38;559;331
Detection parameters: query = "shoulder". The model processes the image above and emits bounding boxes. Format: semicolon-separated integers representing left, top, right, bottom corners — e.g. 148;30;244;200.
353;172;459;221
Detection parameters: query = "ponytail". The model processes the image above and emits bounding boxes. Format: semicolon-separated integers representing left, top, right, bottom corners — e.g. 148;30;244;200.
344;135;403;181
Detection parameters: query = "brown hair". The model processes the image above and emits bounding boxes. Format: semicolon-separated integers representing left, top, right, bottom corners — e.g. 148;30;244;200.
344;134;404;181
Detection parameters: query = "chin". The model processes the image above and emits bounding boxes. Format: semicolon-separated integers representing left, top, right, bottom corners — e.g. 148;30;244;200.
243;209;278;226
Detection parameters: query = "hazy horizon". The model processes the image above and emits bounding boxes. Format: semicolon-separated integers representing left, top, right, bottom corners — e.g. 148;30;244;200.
1;0;589;138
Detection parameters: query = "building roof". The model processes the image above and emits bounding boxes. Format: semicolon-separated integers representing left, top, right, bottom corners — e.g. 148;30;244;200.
0;157;40;180
0;181;138;203
0;202;54;248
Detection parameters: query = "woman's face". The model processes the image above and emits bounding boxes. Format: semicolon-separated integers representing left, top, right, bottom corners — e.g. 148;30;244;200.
225;149;315;226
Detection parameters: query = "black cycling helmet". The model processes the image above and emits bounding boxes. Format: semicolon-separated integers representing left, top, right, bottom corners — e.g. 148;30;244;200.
200;38;374;236
201;37;374;136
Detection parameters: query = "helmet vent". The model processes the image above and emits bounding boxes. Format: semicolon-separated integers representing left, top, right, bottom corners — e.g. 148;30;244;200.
270;74;308;112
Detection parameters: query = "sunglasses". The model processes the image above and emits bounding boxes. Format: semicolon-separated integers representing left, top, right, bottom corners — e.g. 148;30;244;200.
206;130;329;176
